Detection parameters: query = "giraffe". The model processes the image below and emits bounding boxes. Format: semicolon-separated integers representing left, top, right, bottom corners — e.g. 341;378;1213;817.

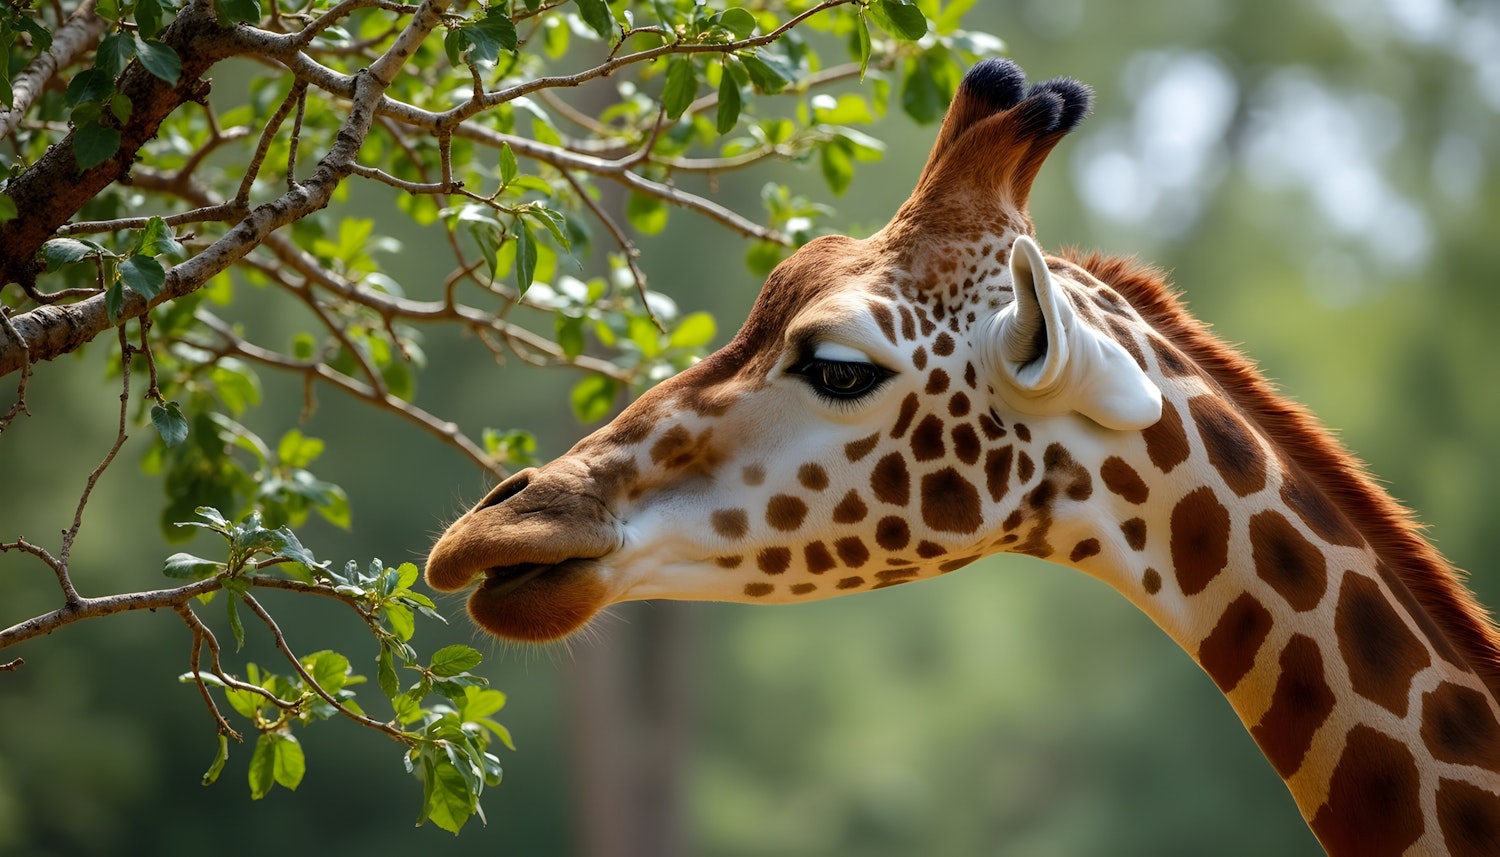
426;59;1500;855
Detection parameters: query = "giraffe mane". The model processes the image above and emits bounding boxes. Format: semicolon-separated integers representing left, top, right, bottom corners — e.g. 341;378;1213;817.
1065;248;1500;696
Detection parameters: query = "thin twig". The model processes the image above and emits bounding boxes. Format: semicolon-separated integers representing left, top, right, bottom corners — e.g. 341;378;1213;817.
561;169;660;330
348;162;460;194
238;592;411;743
61;202;251;236
286;81;309;189
174;603;243;740
0;658;23;672
0;308;32;431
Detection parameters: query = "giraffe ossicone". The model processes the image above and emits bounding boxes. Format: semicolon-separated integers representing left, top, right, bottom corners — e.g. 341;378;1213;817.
428;58;1500;855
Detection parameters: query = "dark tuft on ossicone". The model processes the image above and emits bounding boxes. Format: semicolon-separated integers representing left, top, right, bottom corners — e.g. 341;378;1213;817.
959;58;1029;111
1027;77;1093;132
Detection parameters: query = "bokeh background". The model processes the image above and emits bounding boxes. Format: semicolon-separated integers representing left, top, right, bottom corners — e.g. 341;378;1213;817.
4;0;1500;854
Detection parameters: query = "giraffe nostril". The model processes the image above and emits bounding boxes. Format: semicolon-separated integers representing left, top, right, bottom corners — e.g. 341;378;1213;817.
475;468;534;511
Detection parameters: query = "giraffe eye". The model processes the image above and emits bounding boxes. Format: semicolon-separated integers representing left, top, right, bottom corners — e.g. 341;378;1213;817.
790;358;892;402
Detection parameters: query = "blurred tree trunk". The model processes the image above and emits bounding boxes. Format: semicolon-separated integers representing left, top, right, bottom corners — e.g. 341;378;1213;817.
567;604;697;857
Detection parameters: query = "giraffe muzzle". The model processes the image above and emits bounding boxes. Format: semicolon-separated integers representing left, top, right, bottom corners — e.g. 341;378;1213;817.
425;466;623;641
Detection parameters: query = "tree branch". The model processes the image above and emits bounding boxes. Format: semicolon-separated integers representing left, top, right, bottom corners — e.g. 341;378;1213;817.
0;0;110;142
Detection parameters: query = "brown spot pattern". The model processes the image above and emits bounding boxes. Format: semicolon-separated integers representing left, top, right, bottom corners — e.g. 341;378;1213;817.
832;490;868;524
1250;634;1336;779
985;447;1014;503
1070;539;1101;562
872;454;911;506
790;583;817;596
1437;778;1500;856
711;508;749;540
1143;400;1190;473
1336;572;1430;717
650;425;694;467
1142;568;1162;594
1197;593;1273;693
933;332;955;355
939;555;980;572
1101;456;1149;504
715;555;743;568
921;468;983;534
978;411;1006;440
875;517;911;551
805;542;836;574
1121;518;1147;550
926;369;950;395
798;463;829;491
835;537;870;568
952;424;981;465
741;463;765;486
1190;396;1268;496
1017;452;1035;483
1044;443;1093;501
744;582;774;598
1309;725;1424;857
766;494;808;531
1421;682;1500;771
948;392;971;417
1375;559;1466;668
891;393;920;438
846;433;880;462
916;540;946;558
1250;510;1327;611
836;576;865;590
1170;487;1231;596
1014;423;1031;442
911;414;947;461
757;547;791;575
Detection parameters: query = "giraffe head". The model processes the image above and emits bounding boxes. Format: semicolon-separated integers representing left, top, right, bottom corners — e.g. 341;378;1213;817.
425;59;1165;641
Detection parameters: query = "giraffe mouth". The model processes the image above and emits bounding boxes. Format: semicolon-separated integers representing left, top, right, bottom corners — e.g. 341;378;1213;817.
480;562;554;597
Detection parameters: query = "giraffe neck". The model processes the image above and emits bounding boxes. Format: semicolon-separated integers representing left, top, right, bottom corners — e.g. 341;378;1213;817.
1042;377;1500;856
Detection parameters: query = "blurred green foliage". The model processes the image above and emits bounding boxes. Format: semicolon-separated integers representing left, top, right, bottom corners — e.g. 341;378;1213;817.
2;0;1499;854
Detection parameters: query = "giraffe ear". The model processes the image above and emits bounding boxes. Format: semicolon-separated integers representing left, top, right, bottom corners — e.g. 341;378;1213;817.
984;235;1163;431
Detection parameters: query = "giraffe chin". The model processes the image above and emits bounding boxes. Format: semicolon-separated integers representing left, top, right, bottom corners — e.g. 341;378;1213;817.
466;558;610;642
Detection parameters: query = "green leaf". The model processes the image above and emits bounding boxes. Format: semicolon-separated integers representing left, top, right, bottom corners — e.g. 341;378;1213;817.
276;428;325;468
96;32;135;78
661;58;697;120
377;645;400;700
854;14;873;78
739;52;793;94
625;192;667;235
459;687;508;720
203;733;229;786
150;400;189;447
42;238;95;268
104;281;125;324
555;313;585;359
163;552;221;579
137;215;185;258
226;596;245;651
65;68;115;108
716;7;757;39
423;754;478;834
120;255;166;300
248;733;276;799
498;142;518;186
514;219;537;296
217;0;261;25
273;732;305;790
573;0;614;38
133;37;181;85
461;9;518;65
716;65;742;134
570;373;617;423
384;601;415;642
871;0;929;40
901;54;947;124
668;312;717;349
135;0;167;39
429;644;483;677
821;140;854;195
303;650;351;694
396;562;420;591
73;121;121;171
225;685;261;719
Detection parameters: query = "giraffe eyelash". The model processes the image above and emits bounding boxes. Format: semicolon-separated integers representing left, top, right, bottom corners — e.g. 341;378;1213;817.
787;357;893;405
